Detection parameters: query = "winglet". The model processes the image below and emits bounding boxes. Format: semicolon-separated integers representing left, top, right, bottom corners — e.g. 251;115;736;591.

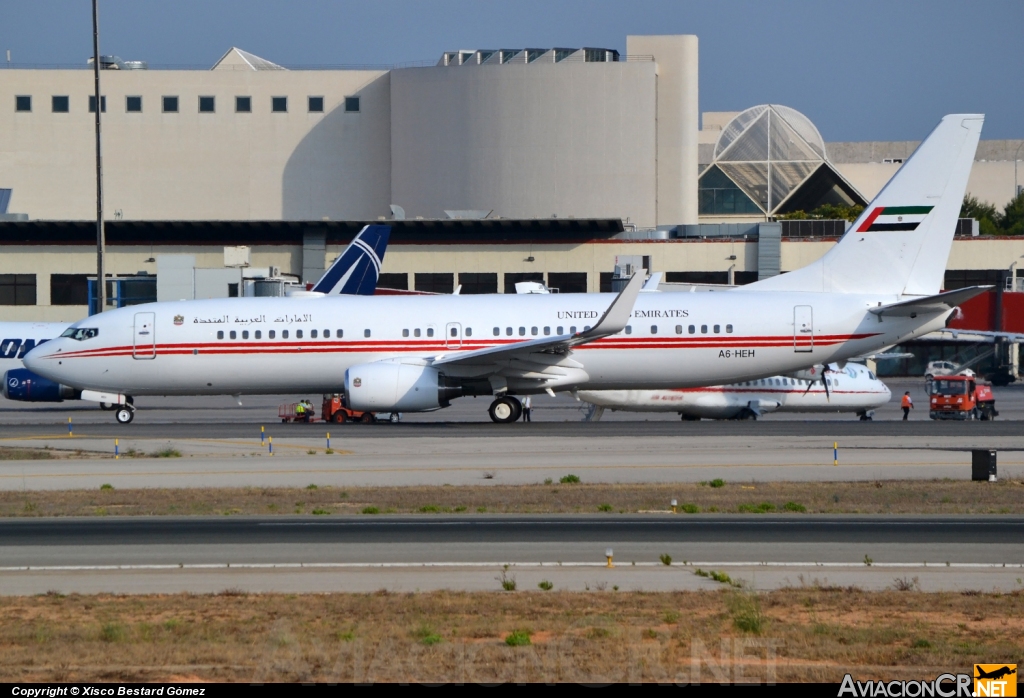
576;272;644;340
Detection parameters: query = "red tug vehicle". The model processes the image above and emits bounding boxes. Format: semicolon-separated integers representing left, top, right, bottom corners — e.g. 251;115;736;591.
279;395;399;424
927;374;998;421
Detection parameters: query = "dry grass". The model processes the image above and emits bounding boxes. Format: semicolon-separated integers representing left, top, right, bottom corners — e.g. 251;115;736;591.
2;480;1024;517
0;447;55;461
0;588;1020;682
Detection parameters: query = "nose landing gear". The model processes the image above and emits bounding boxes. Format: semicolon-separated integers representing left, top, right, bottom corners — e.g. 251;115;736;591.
488;395;523;423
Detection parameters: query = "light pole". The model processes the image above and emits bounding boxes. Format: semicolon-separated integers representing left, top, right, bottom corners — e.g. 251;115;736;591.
1015;141;1024;200
91;0;106;314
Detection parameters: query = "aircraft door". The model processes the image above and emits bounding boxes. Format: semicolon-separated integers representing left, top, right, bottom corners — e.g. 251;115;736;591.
445;323;462;349
133;312;156;359
793;305;813;353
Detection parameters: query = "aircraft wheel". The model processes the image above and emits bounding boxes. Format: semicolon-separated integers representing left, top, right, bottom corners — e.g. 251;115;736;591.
360;412;376;424
489;396;522;424
389;413;400;424
115;407;134;424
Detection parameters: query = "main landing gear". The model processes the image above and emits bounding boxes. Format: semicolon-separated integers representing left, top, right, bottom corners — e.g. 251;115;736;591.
115;405;135;424
488;395;522;424
111;397;136;424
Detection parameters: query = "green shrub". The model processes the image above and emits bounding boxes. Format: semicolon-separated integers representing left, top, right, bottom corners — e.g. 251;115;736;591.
681;503;699;513
497;570;517;591
709;478;725;488
783;501;807;512
728;594;767;634
597;503;613;512
361;506;379;515
659;554;672;566
99;623;126;643
152;448;182;458
560;474;581;484
537;580;553;591
99;483;114;491
311;508;329;515
306;484;318;490
419;505;441;513
738;502;775;513
912;638;931;649
505;630;532;646
412;623;442;646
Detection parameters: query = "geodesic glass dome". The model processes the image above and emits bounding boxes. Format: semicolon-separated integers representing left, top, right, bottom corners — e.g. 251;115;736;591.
699;105;865;217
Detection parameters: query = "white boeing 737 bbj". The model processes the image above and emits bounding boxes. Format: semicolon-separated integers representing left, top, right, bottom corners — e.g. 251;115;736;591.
25;115;985;425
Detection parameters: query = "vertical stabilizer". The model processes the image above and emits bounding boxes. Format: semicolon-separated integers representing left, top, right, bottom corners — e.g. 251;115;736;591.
311;225;391;295
747;114;983;296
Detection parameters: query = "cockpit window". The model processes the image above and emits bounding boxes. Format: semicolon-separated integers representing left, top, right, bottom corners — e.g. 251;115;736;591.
868;371;877;380
61;327;99;341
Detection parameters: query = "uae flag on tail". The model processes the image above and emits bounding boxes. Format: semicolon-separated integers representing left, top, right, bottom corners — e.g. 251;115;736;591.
856;206;934;232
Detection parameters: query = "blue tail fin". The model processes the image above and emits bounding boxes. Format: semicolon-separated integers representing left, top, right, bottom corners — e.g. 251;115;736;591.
311;225;391;295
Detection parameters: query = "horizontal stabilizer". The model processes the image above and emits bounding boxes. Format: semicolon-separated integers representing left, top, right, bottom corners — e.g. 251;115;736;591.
868;286;990;317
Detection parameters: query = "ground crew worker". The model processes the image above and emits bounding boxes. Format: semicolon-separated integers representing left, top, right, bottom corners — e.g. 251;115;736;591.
901;391;914;420
522;395;532;422
295;401;306;419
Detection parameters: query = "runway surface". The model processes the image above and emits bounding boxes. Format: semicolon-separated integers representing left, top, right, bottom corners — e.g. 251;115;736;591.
2;380;1022;439
3;515;1022;594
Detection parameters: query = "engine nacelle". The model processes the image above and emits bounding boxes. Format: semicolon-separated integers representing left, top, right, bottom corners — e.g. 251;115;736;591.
344;362;461;412
3;369;80;402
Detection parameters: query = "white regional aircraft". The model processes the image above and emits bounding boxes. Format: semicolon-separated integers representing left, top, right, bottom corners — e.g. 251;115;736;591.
25;115;985;425
580;363;891;421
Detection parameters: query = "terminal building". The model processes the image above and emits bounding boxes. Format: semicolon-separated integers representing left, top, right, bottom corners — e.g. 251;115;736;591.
1;36;1022;376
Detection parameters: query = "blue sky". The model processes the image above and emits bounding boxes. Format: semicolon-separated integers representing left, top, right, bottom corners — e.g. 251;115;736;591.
4;0;1021;141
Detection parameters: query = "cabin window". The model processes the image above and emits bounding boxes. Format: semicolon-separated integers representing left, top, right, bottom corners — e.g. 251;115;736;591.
544;326;550;336
337;329;343;338
570;326;576;334
282;330;289;339
403;329;409;337
556;326;563;335
531;327;538;336
584;326;591;332
726;324;733;333
651;325;657;334
701;325;708;334
675;325;682;334
255;330;261;339
324;329;331;338
519;327;526;336
242;330;249;339
364;329;371;338
229;331;236;340
296;330;303;339
426;328;434;337
688;325;696;334
310;330;317;339
713;325;720;333
414;328;421;337
505;327;512;336
493;327;500;336
269;330;275;339
466;327;473;337
625;326;632;335
450;327;458;337
217;331;224;340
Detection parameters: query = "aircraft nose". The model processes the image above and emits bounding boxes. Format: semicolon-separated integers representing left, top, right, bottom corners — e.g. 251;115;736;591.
22;341;56;373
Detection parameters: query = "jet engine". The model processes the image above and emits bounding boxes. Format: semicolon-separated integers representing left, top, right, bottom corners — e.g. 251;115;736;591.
344;362;462;412
3;369;81;402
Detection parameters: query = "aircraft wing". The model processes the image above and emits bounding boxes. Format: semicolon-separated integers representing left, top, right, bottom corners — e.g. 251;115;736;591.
432;272;644;369
868;286;991;317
